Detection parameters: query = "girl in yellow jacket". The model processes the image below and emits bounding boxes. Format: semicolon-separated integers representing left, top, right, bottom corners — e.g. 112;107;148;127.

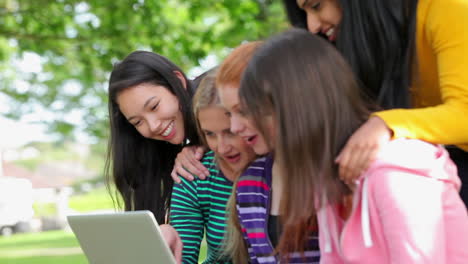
283;0;468;206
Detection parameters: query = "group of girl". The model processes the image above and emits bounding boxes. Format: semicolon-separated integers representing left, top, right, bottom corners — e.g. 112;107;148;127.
105;0;468;263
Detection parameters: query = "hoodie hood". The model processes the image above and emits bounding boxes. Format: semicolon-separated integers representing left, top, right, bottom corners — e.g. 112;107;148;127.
369;139;460;188
318;139;461;260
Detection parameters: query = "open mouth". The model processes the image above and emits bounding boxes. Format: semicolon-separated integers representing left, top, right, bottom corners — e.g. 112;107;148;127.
224;153;241;163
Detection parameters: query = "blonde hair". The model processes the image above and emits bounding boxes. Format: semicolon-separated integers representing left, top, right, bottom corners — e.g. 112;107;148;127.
192;68;220;148
194;67;249;263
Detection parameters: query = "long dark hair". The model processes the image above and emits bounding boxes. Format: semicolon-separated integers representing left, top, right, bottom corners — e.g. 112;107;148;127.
239;29;369;257
282;0;418;109
105;51;200;223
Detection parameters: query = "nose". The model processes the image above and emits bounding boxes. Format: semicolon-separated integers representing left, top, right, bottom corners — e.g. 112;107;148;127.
217;136;231;155
147;118;162;134
230;114;244;134
306;12;321;34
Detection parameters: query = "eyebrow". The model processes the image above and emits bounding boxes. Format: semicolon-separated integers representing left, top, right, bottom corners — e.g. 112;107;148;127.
231;103;240;111
127;96;157;122
300;0;311;8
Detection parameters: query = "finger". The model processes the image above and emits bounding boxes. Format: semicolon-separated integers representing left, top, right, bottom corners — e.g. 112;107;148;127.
175;165;195;181
177;154;201;179
335;150;342;163
178;158;204;180
176;147;203;177
344;144;367;184
194;147;209;176
357;143;379;175
184;151;208;179
194;146;205;160
174;235;183;264
337;144;353;182
171;169;181;184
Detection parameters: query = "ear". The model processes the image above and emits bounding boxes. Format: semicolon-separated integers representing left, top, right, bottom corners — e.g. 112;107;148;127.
173;71;187;90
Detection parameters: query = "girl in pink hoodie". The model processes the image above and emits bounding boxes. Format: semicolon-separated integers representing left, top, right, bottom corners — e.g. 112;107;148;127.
238;29;468;263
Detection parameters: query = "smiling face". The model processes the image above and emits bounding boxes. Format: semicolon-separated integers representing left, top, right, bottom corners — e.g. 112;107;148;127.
218;85;271;156
117;83;185;144
198;106;255;175
296;0;342;42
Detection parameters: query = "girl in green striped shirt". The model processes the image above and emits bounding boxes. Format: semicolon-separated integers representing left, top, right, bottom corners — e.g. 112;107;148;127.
165;69;255;263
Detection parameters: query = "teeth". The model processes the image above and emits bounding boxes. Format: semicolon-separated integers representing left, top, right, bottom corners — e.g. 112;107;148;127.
326;28;335;37
162;121;174;137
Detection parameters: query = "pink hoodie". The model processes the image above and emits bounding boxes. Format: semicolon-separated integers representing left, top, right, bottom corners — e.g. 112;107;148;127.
318;139;468;264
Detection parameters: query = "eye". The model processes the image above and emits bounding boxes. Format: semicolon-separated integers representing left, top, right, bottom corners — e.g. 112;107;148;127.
238;108;248;117
151;102;160;111
132;120;142;127
308;1;321;10
226;130;236;137
312;2;321;10
204;131;215;137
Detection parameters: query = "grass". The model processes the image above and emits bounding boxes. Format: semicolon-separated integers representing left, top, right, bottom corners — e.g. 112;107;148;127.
68;187;117;212
3;188;208;263
0;230;86;264
0;230;208;264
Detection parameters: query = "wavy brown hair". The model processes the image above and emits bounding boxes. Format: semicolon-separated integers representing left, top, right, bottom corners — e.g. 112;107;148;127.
239;29;371;258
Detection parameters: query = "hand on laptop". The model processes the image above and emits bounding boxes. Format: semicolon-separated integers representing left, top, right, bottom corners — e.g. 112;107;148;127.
160;224;183;263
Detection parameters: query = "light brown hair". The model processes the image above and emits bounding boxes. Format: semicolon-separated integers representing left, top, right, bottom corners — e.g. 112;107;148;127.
239;29;371;258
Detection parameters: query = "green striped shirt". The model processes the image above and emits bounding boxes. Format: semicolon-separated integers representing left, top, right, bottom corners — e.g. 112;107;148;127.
170;151;232;264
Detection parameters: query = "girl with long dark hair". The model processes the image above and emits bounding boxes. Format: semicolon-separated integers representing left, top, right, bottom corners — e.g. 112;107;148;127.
236;28;468;263
282;0;468;205
105;51;201;224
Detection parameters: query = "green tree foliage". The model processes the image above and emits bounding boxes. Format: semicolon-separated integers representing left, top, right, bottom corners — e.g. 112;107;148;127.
0;0;287;141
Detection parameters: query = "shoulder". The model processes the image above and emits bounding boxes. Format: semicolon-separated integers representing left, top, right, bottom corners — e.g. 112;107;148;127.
363;140;451;203
237;155;273;194
425;0;468;11
371;139;442;171
176;151;217;183
200;151;216;168
239;155;272;181
424;0;468;31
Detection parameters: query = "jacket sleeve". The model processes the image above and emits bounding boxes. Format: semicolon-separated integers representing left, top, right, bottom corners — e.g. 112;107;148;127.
370;169;447;263
169;178;204;264
374;0;468;149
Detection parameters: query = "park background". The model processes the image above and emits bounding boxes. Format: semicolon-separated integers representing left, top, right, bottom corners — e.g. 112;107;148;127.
0;0;287;263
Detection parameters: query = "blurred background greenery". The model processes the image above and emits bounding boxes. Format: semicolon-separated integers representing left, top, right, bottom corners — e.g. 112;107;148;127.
0;0;287;262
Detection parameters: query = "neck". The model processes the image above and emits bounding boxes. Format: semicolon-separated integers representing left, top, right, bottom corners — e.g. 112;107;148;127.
219;162;236;182
270;159;283;216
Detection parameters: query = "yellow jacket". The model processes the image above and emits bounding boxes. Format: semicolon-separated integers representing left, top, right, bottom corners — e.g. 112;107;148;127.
374;0;468;151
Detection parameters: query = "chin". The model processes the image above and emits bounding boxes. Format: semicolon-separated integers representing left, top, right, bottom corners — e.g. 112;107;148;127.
253;147;269;156
172;136;184;145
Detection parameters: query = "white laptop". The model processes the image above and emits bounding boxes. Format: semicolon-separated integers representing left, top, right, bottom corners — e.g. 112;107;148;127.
67;210;176;264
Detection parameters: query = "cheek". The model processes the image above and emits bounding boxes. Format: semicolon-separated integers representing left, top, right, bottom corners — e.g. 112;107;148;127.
330;1;343;24
230;137;248;151
205;138;218;151
135;126;149;138
244;118;261;134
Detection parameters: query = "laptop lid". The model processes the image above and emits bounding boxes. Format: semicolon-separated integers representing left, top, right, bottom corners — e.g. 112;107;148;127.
67;210;176;264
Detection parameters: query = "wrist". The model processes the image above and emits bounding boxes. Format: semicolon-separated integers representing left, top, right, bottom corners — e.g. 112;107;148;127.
370;116;393;138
